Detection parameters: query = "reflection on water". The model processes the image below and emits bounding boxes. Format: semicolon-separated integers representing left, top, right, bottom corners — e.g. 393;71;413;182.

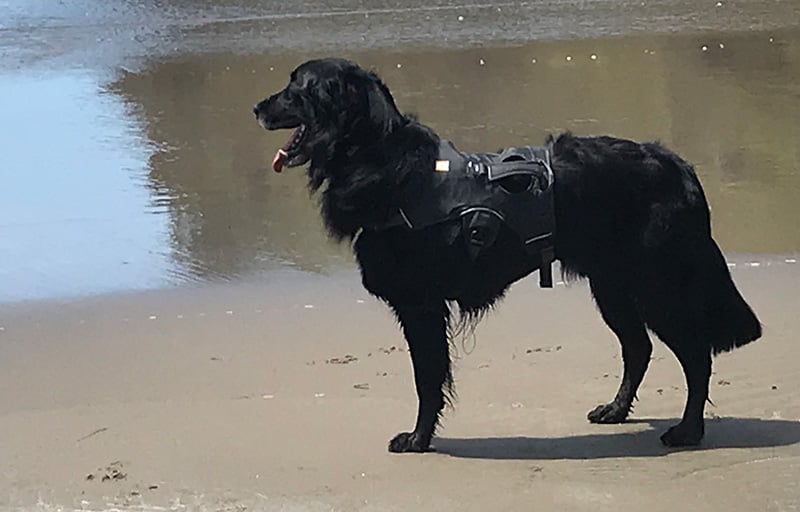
112;29;800;283
2;28;799;302
0;71;173;302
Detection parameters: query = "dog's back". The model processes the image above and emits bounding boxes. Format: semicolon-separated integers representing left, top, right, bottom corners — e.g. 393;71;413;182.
551;133;760;353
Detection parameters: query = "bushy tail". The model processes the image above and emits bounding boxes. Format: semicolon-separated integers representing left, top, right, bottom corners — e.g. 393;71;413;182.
703;243;762;355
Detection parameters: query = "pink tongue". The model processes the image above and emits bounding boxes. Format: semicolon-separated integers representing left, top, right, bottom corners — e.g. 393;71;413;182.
272;149;287;173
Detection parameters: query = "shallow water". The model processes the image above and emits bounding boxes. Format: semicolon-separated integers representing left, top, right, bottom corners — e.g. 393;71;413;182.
0;70;175;301
1;3;800;302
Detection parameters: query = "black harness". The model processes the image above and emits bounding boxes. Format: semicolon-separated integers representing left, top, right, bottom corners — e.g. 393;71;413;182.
376;140;557;288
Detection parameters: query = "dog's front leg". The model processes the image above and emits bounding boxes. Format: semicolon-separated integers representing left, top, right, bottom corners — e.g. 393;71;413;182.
389;301;452;453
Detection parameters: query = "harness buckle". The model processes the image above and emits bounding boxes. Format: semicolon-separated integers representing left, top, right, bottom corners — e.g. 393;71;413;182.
466;160;486;175
539;246;555;288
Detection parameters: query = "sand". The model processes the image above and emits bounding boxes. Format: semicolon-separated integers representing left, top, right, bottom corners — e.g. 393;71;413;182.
3;0;799;509
1;259;798;511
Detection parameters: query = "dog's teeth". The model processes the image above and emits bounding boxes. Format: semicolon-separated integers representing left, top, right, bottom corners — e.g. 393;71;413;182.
278;149;288;157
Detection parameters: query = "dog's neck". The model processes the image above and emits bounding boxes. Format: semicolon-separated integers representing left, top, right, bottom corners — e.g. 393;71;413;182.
311;117;439;241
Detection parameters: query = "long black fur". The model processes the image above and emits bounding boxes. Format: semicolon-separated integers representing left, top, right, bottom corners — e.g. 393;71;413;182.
254;58;762;453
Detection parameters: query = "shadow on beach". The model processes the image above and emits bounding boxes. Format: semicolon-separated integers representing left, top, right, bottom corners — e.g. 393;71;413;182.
436;417;800;460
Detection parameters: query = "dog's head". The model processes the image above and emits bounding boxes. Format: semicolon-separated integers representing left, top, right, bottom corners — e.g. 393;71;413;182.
253;58;403;174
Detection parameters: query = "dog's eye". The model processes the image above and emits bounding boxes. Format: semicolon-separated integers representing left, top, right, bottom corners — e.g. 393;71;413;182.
283;86;303;104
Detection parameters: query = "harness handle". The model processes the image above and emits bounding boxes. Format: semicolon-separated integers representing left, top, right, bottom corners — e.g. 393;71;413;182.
486;161;549;181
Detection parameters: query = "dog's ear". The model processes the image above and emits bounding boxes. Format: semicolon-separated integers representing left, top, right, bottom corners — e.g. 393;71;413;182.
363;72;401;133
343;70;401;133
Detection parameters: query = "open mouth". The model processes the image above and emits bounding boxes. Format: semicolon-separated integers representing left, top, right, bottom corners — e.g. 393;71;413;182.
272;124;307;173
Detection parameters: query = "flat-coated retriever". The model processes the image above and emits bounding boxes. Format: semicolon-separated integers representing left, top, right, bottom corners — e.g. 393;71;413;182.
253;58;762;453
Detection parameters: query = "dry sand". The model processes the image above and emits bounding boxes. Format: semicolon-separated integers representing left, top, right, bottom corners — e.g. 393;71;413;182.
1;260;798;511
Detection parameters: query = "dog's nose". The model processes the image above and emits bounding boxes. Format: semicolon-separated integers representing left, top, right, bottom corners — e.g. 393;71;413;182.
252;105;259;117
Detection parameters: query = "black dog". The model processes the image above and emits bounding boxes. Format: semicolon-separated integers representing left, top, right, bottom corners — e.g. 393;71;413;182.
253;58;761;453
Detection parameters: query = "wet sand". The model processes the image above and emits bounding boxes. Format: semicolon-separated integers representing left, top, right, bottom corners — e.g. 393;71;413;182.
5;0;800;72
1;261;799;511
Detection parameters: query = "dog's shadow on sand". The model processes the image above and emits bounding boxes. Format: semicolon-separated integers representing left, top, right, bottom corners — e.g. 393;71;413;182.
435;417;800;460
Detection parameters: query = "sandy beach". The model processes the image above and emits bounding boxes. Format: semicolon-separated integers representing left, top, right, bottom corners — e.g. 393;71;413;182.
1;258;798;511
2;0;800;510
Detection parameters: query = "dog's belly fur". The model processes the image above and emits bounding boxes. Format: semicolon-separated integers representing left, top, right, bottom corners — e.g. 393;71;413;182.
356;222;538;312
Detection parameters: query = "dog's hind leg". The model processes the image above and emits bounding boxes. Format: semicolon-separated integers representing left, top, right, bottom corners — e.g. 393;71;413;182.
388;301;452;453
587;278;653;424
637;264;712;447
658;339;711;447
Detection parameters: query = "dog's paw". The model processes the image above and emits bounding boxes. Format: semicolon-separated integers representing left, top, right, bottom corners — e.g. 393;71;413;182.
587;402;629;424
660;422;704;447
388;432;433;453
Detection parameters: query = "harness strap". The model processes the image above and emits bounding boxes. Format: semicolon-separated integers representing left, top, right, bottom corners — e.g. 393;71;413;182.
486;161;548;179
367;140;557;288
